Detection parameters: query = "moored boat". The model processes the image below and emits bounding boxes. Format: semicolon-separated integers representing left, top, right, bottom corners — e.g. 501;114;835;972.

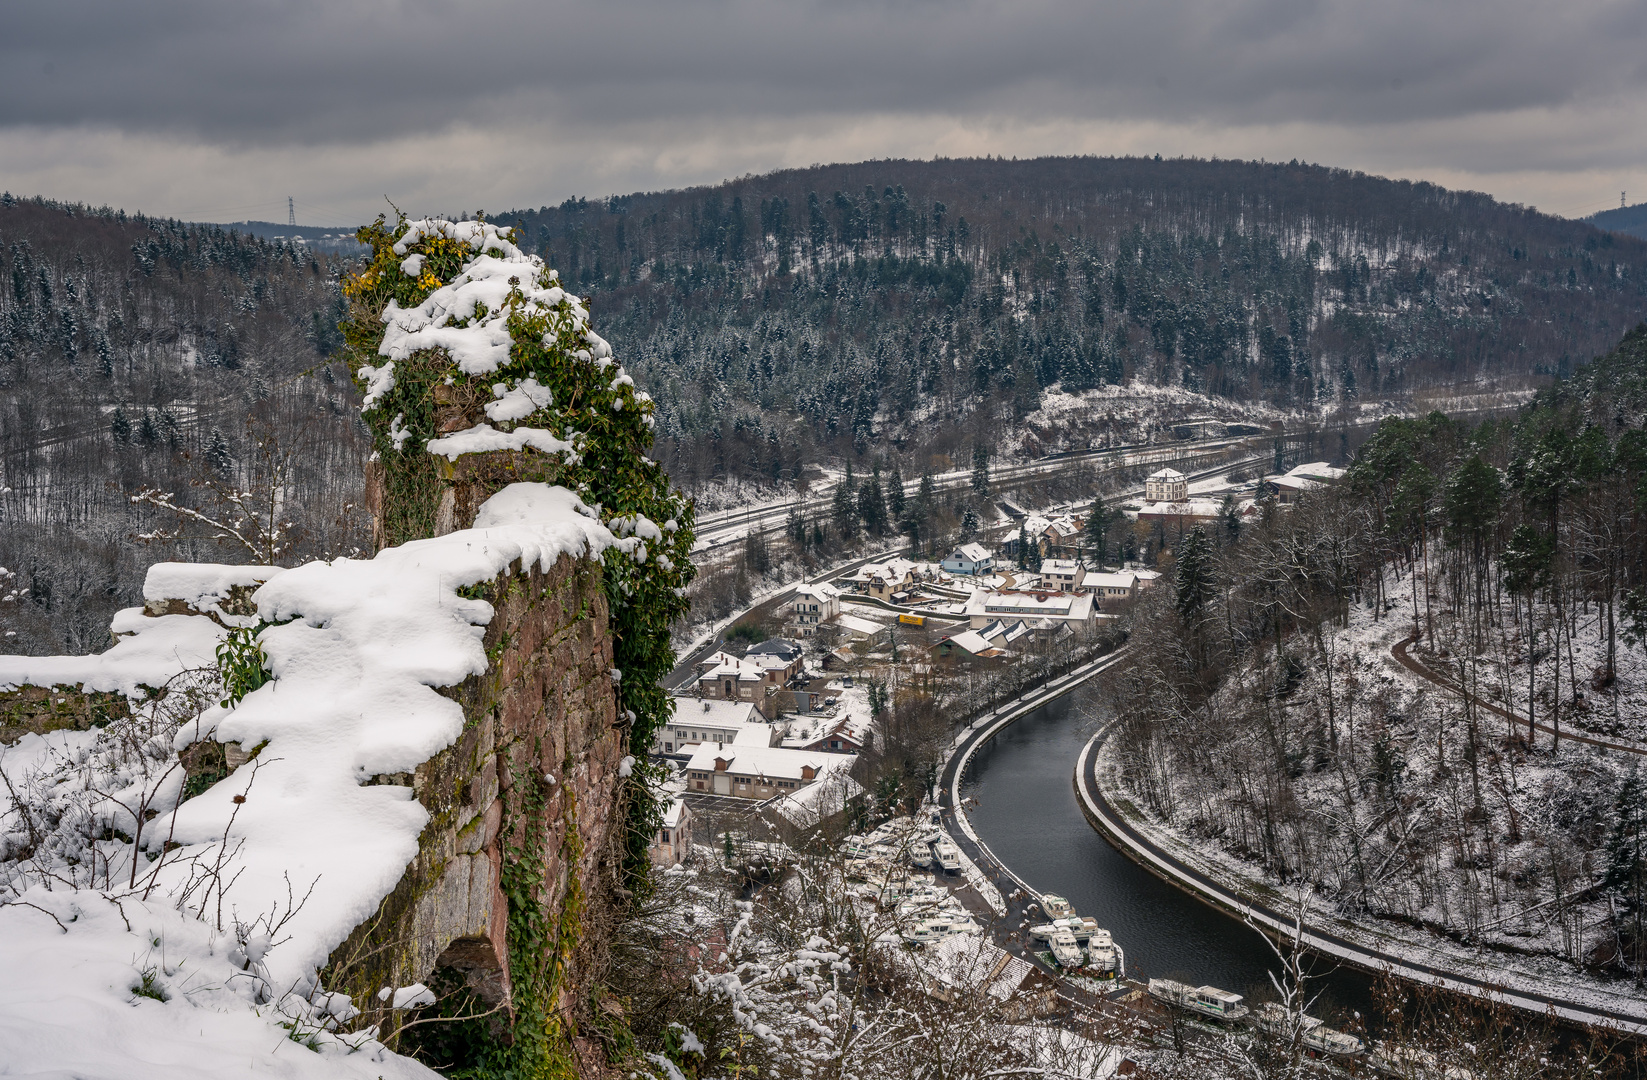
1147;978;1248;1021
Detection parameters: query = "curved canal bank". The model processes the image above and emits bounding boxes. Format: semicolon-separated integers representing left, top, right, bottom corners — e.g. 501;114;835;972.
1074;720;1647;1035
945;676;1374;1022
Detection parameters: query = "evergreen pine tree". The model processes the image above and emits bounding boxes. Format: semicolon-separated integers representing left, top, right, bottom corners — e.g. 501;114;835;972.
1220;494;1241;544
960;507;980;538
1173;526;1217;620
832;476;858;540
1085;497;1109;564
970;443;991;496
137;409;160;448
1605;769;1647;985
1016;522;1029;569
887;462;906;521
206;427;233;475
110;405;131;444
859;465;888;535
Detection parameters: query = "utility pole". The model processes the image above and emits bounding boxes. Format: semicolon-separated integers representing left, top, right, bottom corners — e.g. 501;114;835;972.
288;196;296;227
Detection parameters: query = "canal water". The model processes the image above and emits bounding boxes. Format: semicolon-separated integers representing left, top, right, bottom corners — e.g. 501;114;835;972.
959;685;1377;1027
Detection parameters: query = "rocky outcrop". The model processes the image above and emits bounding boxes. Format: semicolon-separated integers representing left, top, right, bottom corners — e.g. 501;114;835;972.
0;684;130;745
320;543;625;1045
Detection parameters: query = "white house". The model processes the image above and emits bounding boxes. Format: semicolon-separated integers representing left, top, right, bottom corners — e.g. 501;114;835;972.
1268;462;1347;504
1145;468;1188;503
961;588;1095;630
648;798;694;867
654;697;776;757
1086;571;1138;602
941;543;994;577
683;743;855;801
1041;558;1085;592
841;557;921;599
931;630;1007;659
693;645;797;720
788;582;841;636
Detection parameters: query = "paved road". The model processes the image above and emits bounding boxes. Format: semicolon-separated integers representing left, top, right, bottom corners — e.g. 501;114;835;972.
663;546;911;689
1073;721;1647;1034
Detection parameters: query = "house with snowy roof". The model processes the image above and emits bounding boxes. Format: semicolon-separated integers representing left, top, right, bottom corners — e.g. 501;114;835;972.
683;743;855;801
941;543;994;577
1041;558;1084;593
1267;461;1347;504
1087;570;1138;603
931;630;1008;659
960;588;1097;631
787;581;841;636
648;797;694;867
903;932;1060;1018
783;713;873;754
693;647;793;719
1145;468;1189;502
841;557;922;599
653;697;775;757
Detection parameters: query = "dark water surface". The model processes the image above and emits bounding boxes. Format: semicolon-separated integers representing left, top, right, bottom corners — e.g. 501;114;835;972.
959;687;1376;1025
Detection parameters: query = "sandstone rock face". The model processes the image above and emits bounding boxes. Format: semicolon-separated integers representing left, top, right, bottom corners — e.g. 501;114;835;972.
322;548;624;1035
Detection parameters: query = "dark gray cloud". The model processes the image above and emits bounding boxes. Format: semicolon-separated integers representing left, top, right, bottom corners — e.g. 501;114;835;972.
1;0;1644;219
5;0;1643;140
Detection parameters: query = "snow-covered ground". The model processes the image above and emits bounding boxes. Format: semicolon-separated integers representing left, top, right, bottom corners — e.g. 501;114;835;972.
1106;564;1647;1021
0;484;632;1078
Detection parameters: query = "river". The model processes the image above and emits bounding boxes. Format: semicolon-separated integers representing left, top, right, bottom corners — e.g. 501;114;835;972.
958;683;1377;1026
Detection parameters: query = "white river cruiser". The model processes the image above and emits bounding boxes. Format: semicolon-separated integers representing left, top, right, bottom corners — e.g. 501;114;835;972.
1251;1003;1364;1057
901;914;981;945
1148;978;1248;1021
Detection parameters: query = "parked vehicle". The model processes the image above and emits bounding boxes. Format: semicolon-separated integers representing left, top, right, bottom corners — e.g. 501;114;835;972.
1148;979;1248;1021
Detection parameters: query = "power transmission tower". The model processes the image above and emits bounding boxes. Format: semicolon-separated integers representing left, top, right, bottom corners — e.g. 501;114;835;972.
288;196;296;227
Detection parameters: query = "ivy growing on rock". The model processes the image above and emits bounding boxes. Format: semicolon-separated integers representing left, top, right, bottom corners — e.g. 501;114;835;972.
340;212;696;885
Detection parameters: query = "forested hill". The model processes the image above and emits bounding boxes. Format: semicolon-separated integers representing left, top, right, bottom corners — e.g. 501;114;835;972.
495;156;1647;491
0;195;359;654
1591;201;1647;242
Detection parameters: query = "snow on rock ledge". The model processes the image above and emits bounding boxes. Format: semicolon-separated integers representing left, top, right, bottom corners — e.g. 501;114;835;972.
0;483;616;1077
142;562;285;617
0;607;225;698
168;484;617;988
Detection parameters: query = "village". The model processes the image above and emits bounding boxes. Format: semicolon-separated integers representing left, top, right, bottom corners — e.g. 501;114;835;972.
637;460;1361;1044
645;457;1350;861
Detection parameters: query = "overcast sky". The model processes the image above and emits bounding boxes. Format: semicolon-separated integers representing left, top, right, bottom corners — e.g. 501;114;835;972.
3;0;1644;225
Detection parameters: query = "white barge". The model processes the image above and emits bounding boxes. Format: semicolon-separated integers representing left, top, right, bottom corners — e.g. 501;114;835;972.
1252;1003;1364;1057
1147;978;1248;1021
